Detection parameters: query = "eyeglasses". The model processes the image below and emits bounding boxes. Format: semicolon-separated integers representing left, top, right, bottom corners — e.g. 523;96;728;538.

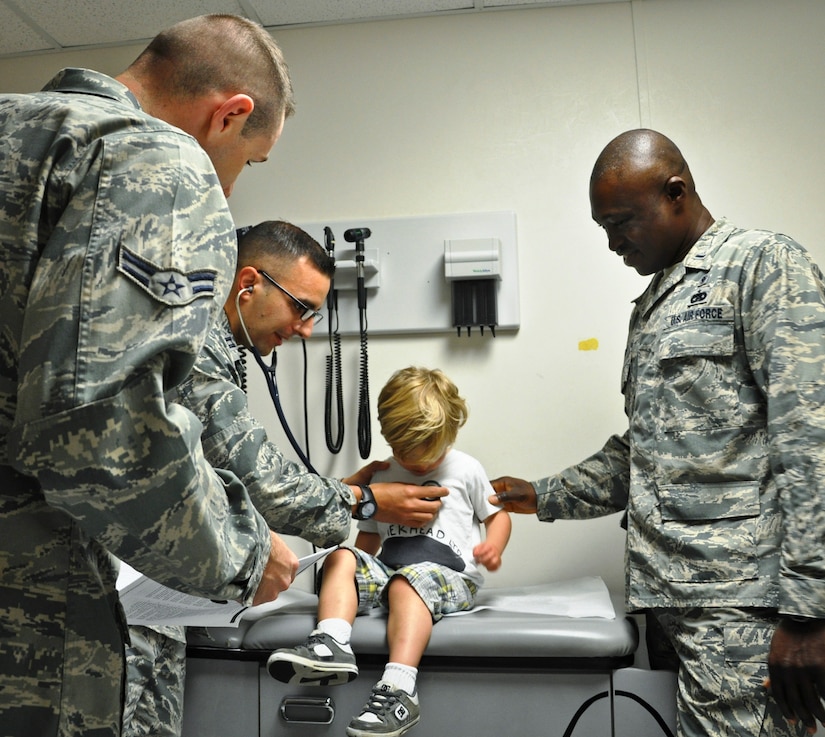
257;269;324;324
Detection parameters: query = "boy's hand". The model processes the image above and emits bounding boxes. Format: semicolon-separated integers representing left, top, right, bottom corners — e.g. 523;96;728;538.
473;541;502;571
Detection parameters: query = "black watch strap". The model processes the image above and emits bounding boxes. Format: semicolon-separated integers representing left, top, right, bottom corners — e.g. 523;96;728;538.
354;484;377;520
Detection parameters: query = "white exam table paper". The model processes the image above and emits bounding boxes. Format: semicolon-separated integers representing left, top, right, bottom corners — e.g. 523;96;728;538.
445;576;615;619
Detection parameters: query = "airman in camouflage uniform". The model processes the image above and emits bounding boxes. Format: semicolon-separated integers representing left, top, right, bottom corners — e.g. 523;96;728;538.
0;15;296;737
490;129;825;736
123;221;446;736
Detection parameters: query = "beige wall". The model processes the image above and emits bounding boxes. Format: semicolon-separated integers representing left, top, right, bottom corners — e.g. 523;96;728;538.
2;0;823;595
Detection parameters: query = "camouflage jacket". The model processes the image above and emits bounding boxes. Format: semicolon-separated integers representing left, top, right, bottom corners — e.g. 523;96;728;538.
171;310;356;548
0;69;270;736
535;219;825;616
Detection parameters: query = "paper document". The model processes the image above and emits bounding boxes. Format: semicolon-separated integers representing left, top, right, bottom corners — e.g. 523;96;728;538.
295;546;336;575
117;546;336;628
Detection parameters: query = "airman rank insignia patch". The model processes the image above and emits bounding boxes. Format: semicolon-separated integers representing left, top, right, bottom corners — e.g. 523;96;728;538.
117;244;217;306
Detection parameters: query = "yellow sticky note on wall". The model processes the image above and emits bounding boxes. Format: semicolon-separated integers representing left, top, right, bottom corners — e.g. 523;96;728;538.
578;338;599;351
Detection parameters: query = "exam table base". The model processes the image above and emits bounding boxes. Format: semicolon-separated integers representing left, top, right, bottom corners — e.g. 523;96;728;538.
181;588;676;737
182;654;677;737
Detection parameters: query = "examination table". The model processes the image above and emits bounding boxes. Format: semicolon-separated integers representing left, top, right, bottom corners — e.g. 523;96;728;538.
181;582;677;737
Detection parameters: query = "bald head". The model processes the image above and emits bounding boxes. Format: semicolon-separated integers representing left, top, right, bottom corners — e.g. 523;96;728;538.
589;129;713;275
591;129;693;192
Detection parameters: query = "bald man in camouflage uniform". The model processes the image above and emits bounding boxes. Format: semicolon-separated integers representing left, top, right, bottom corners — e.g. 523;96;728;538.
123;221;446;736
0;15;299;737
490;129;825;737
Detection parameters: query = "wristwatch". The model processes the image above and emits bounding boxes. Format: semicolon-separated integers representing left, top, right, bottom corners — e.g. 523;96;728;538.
353;484;378;520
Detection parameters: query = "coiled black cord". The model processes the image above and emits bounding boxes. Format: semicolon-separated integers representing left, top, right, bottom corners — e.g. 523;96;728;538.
324;332;344;453
357;311;371;459
323;225;345;455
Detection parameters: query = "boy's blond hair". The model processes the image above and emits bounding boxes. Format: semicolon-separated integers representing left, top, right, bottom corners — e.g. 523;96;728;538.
377;366;468;464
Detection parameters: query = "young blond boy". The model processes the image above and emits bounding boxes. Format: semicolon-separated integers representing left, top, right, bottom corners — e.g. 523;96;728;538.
267;366;511;737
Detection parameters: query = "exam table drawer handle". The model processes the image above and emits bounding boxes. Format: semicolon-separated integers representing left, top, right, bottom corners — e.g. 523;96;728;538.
279;696;335;725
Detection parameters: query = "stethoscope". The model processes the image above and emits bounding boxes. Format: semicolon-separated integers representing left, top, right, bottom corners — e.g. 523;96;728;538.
323;226;345;454
233;226;374;467
235;287;318;475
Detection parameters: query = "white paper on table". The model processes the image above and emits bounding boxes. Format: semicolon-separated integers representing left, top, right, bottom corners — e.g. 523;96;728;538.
446;576;616;619
116;546;337;628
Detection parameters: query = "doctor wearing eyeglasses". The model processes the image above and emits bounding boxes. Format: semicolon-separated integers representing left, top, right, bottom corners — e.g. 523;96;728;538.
123;220;447;737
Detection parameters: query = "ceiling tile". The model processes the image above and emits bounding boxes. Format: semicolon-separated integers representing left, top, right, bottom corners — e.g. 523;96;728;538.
250;0;473;26
16;0;247;48
483;0;623;5
0;1;56;54
0;0;621;59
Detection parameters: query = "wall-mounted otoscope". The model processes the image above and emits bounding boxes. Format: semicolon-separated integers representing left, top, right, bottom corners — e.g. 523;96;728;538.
344;227;373;459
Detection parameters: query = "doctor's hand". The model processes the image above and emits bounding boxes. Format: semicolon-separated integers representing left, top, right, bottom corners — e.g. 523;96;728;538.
766;618;825;733
371;482;447;527
342;460;390;487
252;531;298;606
488;476;538;514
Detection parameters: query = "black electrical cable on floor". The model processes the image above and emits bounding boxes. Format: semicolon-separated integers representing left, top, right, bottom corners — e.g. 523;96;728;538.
560;689;675;737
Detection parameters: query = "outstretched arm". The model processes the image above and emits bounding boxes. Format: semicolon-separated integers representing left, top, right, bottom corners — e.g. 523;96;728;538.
474;510;512;571
351;482;447;527
488;477;538;514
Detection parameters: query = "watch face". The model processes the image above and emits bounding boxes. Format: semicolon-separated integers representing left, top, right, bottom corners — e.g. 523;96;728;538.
360;501;377;519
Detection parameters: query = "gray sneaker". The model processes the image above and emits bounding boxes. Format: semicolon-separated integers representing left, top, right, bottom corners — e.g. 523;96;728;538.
266;630;358;686
346;681;420;737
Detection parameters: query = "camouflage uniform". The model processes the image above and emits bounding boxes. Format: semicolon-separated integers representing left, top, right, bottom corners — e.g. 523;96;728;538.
0;69;272;737
122;625;187;737
123;310;356;736
533;219;825;736
174;310;356;544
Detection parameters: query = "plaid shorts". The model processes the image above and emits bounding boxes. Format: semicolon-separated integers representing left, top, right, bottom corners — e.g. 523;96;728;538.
344;545;478;622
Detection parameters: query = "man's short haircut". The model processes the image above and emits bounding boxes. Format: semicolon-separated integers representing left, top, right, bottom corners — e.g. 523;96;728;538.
377;366;468;465
591;128;690;188
131;14;294;136
237;220;333;279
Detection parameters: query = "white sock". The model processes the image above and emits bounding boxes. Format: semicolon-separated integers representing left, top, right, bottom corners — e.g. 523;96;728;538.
356;670;420;724
316;618;353;647
381;662;418;696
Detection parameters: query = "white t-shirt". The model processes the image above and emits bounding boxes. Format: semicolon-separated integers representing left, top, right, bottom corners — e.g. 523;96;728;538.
358;449;500;585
